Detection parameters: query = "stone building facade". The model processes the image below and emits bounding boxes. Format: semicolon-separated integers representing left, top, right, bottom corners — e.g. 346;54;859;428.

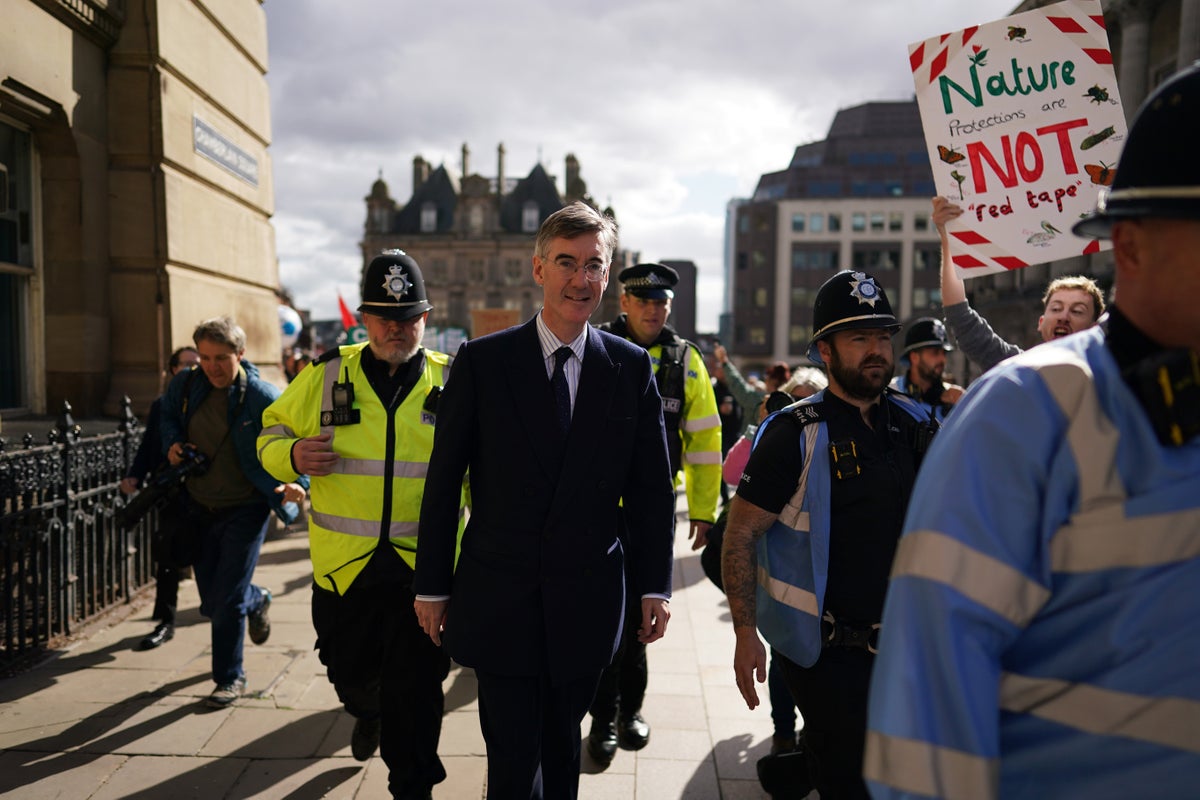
1;0;283;420
359;145;636;336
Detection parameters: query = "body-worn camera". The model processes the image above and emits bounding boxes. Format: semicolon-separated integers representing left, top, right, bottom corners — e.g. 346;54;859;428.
118;445;210;529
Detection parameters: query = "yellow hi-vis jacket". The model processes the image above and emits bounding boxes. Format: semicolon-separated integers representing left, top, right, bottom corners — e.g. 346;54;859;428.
257;344;467;595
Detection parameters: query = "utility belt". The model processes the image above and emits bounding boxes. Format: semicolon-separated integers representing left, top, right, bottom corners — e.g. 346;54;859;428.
821;611;880;654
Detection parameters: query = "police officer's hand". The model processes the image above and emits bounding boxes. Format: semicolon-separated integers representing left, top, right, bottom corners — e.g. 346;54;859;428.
637;597;670;644
689;520;712;551
733;626;767;710
941;383;965;405
292;434;339;476
274;482;307;504
414;598;448;646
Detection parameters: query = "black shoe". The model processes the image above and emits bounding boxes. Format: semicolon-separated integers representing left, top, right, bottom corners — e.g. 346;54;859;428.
138;623;174;650
351;716;381;761
618;712;650;750
248;588;271;645
586;719;618;766
770;732;798;755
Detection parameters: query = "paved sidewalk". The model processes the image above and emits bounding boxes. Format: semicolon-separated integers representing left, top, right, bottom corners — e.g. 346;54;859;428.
0;514;781;799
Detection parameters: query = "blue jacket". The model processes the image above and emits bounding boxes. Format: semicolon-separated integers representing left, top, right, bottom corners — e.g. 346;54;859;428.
753;389;932;668
866;327;1200;799
160;360;305;524
888;373;952;423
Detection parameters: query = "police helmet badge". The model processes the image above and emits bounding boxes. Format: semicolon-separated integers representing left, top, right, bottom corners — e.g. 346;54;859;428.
383;265;413;301
849;272;882;307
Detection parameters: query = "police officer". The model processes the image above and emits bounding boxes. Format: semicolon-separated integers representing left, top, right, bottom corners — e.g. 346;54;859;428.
722;269;936;800
866;64;1200;800
258;250;467;800
587;262;722;764
888;317;963;422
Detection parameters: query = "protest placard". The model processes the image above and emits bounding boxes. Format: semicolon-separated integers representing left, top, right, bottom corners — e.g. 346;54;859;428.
909;0;1125;278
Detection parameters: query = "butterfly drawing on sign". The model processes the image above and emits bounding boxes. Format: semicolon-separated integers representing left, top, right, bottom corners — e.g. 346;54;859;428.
937;144;966;165
1084;161;1116;186
1007;25;1029;42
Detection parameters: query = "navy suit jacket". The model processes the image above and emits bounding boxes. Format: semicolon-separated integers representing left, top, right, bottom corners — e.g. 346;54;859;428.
414;318;676;683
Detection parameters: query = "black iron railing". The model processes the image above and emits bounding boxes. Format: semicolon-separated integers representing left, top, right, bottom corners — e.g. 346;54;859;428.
0;400;156;674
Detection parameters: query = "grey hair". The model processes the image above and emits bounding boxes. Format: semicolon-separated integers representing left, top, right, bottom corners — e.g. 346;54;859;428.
192;316;247;352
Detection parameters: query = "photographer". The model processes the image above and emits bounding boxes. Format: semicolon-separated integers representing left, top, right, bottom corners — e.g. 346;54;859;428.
121;346;199;650
161;317;307;709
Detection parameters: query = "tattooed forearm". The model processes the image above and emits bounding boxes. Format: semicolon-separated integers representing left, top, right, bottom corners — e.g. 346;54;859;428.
721;496;779;630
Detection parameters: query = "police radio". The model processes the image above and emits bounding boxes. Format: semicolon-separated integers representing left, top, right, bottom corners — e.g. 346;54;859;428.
1130;348;1200;446
320;367;361;426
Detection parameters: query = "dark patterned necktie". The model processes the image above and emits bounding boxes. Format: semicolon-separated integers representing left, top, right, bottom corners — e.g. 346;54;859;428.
551;346;572;440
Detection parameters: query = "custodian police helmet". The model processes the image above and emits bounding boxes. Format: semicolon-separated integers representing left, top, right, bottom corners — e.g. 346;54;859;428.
902;317;953;357
358;250;433;322
618;262;678;299
806;270;900;365
1074;62;1200;239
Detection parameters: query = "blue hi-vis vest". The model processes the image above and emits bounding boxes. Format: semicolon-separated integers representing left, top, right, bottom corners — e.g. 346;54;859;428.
754;389;932;667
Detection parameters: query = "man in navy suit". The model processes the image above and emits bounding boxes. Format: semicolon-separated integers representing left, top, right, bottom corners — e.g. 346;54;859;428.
414;201;676;799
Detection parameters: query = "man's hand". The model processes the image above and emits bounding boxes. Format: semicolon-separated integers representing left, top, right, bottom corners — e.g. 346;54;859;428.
688;520;712;551
292;434;339;476
932;195;964;231
713;344;728;365
274;482;307;504
414;598;449;646
733;626;768;710
119;477;140;496
940;383;965;405
637;597;670;644
166;441;191;466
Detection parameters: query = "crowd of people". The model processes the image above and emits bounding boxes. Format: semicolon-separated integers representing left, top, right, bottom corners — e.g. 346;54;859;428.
121;63;1200;800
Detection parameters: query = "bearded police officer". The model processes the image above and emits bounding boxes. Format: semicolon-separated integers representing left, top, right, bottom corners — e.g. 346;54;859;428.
258;251;467;800
722;270;937;799
866;64;1200;800
889;317;963;422
588;262;722;764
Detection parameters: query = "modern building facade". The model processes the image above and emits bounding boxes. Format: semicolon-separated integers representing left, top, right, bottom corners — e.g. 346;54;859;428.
1;0;285;420
728;101;942;370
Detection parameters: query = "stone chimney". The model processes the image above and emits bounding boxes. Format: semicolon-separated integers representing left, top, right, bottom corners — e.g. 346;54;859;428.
497;142;506;200
461;142;470;178
412;156;429;193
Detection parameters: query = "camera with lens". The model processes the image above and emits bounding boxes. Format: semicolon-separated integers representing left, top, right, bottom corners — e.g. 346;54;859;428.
118;444;210;530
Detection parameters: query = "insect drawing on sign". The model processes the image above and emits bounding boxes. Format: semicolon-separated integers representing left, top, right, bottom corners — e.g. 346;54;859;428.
950;169;967;200
937;144;965;165
1084;85;1111;104
1026;221;1062;247
1084;161;1116;186
1006;25;1029;42
1080;126;1116;150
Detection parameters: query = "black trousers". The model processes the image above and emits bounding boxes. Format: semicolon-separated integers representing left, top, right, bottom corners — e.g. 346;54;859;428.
778;647;874;800
588;597;647;724
312;579;450;799
475;668;602;800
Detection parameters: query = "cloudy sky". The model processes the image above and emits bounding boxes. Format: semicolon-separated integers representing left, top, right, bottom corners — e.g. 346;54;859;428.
265;0;1016;331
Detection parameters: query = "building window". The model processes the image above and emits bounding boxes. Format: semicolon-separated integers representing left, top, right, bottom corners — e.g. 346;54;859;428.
913;245;940;271
789;325;807;344
852;244;901;271
506;258;524;283
736;252;748;270
851;213;866;232
754;288;768;307
469;205;484;236
913;288;930;309
469;259;485;282
870;213;885;232
889;212;904;232
791;213;805;233
913;213;929;232
522;201;539;233
749;327;767;346
0;121;34;408
751;251;766;268
809;214;824;233
792;246;839;270
828;213;842;232
420;202;437;232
